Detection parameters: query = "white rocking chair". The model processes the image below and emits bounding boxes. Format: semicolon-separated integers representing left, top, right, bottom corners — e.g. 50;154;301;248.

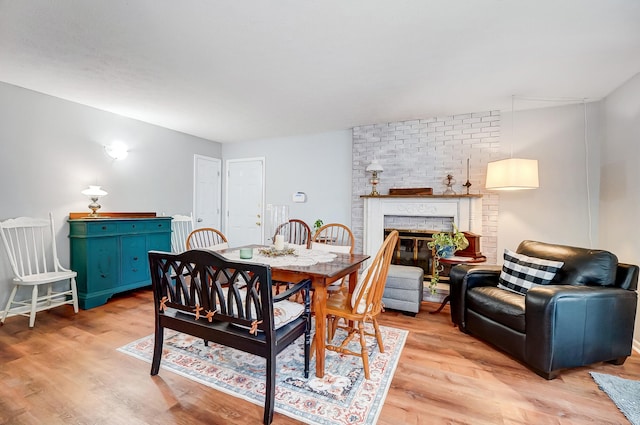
171;213;194;253
0;213;79;328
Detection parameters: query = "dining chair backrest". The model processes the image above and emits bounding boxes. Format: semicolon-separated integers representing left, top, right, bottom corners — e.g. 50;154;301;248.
350;229;399;314
186;227;229;251
312;223;354;254
274;219;312;248
171;214;194;253
0;214;61;278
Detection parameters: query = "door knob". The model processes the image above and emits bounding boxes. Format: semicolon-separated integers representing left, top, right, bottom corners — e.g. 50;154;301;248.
257;214;261;218
197;218;203;222
256;222;261;226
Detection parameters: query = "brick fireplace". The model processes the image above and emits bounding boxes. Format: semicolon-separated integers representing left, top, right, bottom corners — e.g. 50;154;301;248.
362;194;482;257
350;111;501;265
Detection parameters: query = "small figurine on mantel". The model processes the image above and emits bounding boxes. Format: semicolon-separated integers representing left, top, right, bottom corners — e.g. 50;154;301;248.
443;174;457;195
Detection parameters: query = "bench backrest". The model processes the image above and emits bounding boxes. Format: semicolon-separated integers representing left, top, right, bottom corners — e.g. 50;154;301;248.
149;249;275;335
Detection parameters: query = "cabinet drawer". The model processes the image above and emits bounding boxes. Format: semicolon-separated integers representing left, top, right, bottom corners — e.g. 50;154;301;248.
85;222;118;235
146;220;170;232
117;221;145;233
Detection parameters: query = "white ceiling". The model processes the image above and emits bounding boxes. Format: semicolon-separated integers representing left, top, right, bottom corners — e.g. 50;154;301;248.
1;1;639;143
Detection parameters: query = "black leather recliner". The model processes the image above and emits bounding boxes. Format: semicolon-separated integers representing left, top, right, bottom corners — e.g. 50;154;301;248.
449;240;639;379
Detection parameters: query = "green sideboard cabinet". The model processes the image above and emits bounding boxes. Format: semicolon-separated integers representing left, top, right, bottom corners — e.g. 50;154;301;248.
69;217;172;309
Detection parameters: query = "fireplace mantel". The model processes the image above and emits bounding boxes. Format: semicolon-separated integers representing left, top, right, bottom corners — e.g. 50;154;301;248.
362;195;483;256
360;194;483;199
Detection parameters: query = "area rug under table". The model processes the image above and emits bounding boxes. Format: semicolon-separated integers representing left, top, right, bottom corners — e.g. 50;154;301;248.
118;324;407;425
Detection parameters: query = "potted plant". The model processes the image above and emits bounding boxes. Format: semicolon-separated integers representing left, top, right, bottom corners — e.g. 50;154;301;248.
313;219;323;235
426;224;469;293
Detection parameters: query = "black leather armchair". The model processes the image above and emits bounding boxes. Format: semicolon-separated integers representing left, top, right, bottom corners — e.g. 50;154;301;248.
449;240;638;379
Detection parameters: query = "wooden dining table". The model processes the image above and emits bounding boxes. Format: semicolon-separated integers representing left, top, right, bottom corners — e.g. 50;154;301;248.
220;245;369;378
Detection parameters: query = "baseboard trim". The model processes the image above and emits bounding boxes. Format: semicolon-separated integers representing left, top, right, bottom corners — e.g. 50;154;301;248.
633;338;640;354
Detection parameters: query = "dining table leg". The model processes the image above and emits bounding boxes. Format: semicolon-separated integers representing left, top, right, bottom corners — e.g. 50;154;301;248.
313;283;327;378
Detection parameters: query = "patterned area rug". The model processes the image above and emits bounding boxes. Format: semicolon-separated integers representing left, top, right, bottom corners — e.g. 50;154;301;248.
118;324;407;425
591;372;640;425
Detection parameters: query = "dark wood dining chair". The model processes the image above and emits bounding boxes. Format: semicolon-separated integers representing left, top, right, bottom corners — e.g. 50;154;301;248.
311;223;354;253
274;219;312;248
311;223;355;295
186;227;228;250
324;230;398;379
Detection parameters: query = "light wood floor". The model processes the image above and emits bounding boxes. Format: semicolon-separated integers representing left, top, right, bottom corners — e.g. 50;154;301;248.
1;289;638;424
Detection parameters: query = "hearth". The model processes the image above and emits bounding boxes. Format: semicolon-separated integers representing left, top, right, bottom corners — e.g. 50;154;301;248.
384;228;484;283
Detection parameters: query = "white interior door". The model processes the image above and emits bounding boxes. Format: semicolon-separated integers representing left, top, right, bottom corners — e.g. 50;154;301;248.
225;158;265;246
193;155;222;229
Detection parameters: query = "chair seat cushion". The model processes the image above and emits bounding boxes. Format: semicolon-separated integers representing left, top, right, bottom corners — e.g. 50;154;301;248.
467;286;526;333
228;289;305;330
272;300;305;329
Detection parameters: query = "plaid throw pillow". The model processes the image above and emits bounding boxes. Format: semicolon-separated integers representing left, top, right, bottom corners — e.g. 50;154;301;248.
498;249;564;295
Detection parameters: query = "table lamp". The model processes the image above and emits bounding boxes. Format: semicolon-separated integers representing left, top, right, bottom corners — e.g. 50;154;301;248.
366;160;384;196
81;185;108;217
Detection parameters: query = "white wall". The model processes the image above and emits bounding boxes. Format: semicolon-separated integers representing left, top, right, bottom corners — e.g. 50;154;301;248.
496;101;602;255
0;82;221;305
599;72;640;346
221;131;352;234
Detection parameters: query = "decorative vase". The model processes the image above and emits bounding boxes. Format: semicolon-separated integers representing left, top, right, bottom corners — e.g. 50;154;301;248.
437;245;455;258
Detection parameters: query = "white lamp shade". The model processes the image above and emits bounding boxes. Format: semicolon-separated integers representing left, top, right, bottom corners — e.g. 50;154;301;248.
485;158;539;190
366;160;384;172
81;185;108;197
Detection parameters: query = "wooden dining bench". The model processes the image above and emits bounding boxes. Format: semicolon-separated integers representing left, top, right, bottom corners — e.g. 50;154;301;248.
148;249;312;424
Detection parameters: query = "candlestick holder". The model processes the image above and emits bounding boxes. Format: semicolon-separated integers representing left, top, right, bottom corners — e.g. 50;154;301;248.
463;158;472;194
463;179;472;194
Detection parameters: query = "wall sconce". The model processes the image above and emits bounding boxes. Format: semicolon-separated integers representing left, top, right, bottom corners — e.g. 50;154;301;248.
104;141;129;160
81;185;108;217
485;95;539;190
366;160;384;196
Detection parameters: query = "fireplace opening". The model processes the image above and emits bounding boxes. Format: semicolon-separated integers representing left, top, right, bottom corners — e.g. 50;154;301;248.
384;228;436;280
384;228;485;286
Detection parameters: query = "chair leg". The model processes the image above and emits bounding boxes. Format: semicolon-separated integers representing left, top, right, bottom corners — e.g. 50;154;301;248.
70;277;79;313
150;326;164;376
264;354;276;424
328;315;341;342
327;315;335;342
372;318;385;353
29;285;38;328
1;284;19;324
304;323;310;378
358;321;370;380
46;284;53;307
